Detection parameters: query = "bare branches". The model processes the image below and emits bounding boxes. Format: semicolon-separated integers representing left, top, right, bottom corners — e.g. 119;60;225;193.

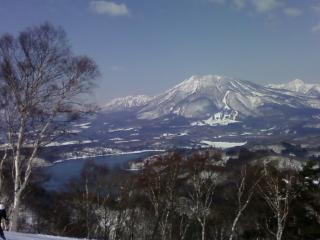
0;23;99;231
258;166;297;240
229;165;263;240
186;153;219;240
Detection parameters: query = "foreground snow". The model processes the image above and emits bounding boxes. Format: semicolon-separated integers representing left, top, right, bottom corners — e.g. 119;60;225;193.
5;231;82;240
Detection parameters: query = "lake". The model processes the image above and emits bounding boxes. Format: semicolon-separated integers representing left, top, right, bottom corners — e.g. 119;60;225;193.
43;151;162;190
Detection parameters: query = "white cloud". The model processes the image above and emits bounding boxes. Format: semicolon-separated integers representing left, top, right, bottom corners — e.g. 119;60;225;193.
312;22;320;32
251;0;281;13
209;0;226;4
233;0;246;9
209;0;305;17
90;1;129;16
284;8;302;17
311;4;320;13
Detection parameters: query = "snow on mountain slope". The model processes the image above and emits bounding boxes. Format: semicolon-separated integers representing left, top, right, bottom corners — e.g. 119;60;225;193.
267;79;320;96
137;75;317;120
307;85;320;97
5;231;81;240
103;95;152;112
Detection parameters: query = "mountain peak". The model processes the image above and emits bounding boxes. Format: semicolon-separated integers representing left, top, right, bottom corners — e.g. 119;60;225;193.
103;95;152;112
290;79;304;84
268;79;319;95
288;79;306;88
175;75;235;93
103;74;320;121
138;75;276;120
185;74;233;83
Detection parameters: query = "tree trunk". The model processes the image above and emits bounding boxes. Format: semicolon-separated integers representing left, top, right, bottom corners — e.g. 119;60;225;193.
0;149;7;194
201;219;206;240
10;119;25;232
10;190;21;231
229;211;242;240
85;177;90;239
276;214;283;240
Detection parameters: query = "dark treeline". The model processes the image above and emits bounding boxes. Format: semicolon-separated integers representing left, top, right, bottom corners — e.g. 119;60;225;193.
4;149;320;240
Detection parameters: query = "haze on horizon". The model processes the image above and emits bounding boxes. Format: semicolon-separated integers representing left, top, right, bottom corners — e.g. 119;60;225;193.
0;0;319;103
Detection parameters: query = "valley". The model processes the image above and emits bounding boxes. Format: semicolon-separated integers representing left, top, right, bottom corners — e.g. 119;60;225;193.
40;75;320;162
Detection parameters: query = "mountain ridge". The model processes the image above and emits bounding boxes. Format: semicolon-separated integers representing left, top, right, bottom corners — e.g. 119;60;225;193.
103;95;152;112
103;75;320;121
267;79;320;96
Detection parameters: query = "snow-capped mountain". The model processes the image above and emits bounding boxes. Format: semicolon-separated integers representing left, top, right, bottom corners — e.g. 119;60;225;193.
78;75;320;151
103;95;152;112
136;75;319;120
103;75;320;123
308;85;320;97
267;79;320;96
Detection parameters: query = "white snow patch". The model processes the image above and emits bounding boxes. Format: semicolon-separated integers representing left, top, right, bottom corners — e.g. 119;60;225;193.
47;140;97;147
5;231;82;240
222;90;231;110
260;126;276;132
67;129;82;134
74;122;91;129
108;127;135;133
161;133;176;137
54;149;166;163
110;138;123;141
178;131;189;136
191;116;239;126
200;140;247;149
115;139;141;144
241;132;252;135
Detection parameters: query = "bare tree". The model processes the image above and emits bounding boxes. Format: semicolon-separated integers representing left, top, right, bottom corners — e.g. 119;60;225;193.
138;153;184;240
0;23;99;231
186;154;218;240
228;165;262;240
258;166;297;240
0;149;8;193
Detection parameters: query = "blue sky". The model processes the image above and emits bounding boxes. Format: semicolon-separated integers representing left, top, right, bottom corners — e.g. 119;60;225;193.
0;0;319;103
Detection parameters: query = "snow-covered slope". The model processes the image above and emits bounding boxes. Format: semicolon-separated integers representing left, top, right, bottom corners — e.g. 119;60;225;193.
267;79;320;96
102;75;320;123
307;85;320;97
103;95;152;112
4;231;81;240
137;75;318;120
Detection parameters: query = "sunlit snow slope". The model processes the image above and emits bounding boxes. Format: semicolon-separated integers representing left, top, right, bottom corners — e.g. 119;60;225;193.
103;75;320;121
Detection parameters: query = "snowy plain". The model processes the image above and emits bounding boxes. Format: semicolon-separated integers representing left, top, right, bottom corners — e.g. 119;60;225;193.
4;231;82;240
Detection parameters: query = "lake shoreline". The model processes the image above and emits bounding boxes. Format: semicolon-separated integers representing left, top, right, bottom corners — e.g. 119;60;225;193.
53;149;166;164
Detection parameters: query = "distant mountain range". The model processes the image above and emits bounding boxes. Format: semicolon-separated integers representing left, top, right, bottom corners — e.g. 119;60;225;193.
267;79;320;96
103;75;320;122
39;75;320;162
43;75;320;155
103;95;152;112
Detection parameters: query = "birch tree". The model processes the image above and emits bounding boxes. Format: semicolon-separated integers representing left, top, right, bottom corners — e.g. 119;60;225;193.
138;153;184;240
228;165;262;240
0;23;99;231
258;166;297;240
186;154;219;240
